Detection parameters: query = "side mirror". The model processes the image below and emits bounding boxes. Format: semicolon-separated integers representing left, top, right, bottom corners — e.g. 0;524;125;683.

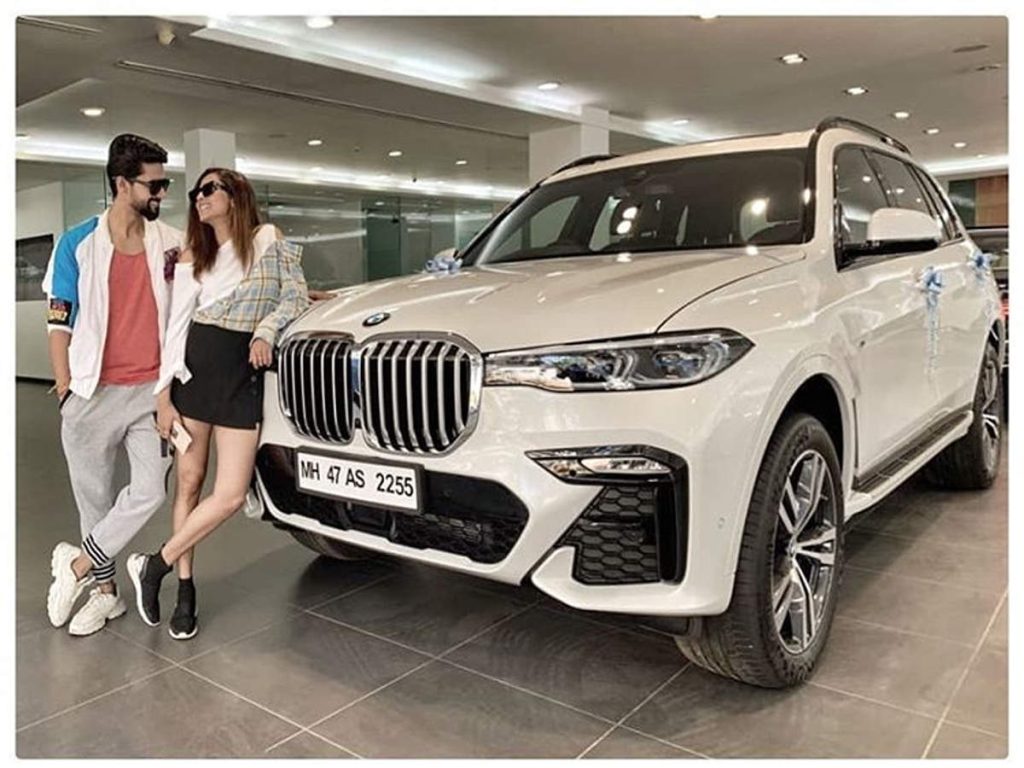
865;208;941;247
841;208;941;263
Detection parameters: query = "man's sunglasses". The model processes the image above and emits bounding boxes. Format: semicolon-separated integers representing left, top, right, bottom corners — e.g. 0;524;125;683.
188;180;231;204
129;177;172;195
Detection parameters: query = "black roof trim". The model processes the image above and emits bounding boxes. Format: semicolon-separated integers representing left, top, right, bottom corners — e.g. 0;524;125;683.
551;154;619;175
814;116;911;155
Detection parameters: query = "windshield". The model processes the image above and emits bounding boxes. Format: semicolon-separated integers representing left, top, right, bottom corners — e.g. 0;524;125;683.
463;149;808;266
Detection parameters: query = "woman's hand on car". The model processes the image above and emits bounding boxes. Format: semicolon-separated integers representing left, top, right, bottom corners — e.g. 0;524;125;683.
250;338;273;369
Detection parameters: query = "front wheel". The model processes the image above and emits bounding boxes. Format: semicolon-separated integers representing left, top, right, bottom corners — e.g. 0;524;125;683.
675;413;844;687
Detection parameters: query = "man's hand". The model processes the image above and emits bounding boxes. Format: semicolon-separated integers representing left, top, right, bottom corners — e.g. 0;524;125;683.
250;338;273;369
308;289;334;301
54;378;71;400
156;398;181;440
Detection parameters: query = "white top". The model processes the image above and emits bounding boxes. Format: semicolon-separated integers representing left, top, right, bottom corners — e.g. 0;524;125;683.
155;224;277;394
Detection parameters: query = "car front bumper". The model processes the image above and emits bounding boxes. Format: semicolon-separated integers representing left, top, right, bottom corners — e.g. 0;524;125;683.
255;369;766;618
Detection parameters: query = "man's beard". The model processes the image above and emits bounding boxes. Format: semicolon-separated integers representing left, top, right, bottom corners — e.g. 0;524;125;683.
134;198;161;222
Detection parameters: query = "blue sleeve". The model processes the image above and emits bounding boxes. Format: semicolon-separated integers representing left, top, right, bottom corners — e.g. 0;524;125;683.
43;217;97;331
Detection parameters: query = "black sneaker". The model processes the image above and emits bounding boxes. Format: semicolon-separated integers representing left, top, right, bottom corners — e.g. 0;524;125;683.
169;584;198;641
126;553;161;627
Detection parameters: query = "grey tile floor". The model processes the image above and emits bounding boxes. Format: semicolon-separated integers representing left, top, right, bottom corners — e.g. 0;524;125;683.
15;381;1008;758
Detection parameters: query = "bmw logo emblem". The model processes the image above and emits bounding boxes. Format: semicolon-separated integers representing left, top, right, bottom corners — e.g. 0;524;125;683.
363;311;391;327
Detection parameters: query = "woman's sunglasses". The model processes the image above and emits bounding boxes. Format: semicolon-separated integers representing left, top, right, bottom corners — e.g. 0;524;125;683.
129;177;172;195
188;180;231;204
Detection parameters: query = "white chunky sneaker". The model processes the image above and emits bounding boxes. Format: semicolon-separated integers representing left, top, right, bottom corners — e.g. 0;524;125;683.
68;587;127;636
47;542;94;627
240;486;263;520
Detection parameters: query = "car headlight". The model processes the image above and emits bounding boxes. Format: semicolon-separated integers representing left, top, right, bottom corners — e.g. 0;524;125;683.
483;330;753;392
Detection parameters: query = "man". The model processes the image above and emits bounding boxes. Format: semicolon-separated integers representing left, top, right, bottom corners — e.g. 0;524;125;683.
43;133;184;636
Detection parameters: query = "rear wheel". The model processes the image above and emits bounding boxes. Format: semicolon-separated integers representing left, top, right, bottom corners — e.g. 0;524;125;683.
675;413;843;687
288;529;368;560
924;343;1002;490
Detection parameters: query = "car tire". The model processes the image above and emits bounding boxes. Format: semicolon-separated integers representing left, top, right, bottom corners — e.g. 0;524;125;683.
675;413;844;687
288;529;368;560
924;343;1002;491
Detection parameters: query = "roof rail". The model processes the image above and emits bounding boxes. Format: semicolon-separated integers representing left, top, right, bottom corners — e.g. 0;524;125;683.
551;153;619;175
814;116;911;155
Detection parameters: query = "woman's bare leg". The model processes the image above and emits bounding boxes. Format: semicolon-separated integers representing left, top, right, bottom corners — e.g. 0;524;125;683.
171;416;213;579
160;425;260;566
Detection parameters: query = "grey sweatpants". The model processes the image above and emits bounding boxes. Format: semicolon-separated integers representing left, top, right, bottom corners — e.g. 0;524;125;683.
60;383;171;582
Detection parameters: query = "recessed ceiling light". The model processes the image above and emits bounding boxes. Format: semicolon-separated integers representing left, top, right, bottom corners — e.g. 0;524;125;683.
307;138;323;147
671;118;690;126
81;107;105;117
923;127;941;135
779;53;807;65
975;63;1004;72
952;141;968;149
454;159;468;166
698;14;718;20
891;111;911;120
388;150;403;158
537;81;561;91
976;153;987;158
310;166;323;173
844;86;868;96
374;200;384;206
305;16;334;29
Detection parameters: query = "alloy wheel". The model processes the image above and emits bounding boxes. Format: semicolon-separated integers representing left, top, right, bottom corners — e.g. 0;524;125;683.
771;449;838;655
980;358;1001;472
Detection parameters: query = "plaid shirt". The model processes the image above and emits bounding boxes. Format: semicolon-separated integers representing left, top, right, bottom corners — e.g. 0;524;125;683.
194;238;310;344
155;232;310;394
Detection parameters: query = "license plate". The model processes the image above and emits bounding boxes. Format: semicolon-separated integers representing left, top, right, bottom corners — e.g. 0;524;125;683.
295;451;421;513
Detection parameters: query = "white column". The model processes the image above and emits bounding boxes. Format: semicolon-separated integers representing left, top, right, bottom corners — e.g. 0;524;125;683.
183;128;236;188
528;107;610;183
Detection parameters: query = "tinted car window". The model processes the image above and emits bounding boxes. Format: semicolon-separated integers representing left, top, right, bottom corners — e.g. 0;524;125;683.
834;147;889;246
464;150;808;265
920;171;963;241
869;152;934;219
909;166;957;241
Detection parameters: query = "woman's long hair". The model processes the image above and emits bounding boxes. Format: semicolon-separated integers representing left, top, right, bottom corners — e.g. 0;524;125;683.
186;167;261;277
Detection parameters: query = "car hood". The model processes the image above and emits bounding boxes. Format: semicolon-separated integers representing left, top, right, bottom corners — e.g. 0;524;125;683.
288;247;797;352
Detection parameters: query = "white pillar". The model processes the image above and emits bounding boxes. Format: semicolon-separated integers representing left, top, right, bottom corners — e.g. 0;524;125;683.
528;107;610;183
183;128;236;188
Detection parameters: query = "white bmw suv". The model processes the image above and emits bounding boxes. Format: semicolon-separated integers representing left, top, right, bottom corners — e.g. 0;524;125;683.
253;117;1004;687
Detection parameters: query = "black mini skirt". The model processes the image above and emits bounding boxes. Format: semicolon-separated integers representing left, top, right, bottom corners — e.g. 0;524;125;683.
171;322;264;429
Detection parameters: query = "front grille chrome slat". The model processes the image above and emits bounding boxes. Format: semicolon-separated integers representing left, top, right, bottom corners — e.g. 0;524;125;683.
389;340;406;451
278;333;479;455
420;340;437;453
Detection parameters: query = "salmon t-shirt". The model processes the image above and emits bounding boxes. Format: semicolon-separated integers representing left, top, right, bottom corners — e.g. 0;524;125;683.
99;250;160;385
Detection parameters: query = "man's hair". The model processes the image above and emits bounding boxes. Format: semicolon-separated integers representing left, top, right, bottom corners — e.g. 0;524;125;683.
106;134;168;197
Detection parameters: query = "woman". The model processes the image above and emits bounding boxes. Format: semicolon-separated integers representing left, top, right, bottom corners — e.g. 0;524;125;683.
127;167;310;639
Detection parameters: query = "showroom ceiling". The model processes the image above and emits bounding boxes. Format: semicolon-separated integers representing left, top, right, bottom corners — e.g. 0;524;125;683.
16;14;1007;198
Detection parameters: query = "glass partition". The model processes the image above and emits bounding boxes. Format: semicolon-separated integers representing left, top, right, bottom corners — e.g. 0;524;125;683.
19;161;509;291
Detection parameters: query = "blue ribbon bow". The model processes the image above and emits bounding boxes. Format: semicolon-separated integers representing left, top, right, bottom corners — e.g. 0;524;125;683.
424;253;463;275
921;266;944;308
971;249;992;282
